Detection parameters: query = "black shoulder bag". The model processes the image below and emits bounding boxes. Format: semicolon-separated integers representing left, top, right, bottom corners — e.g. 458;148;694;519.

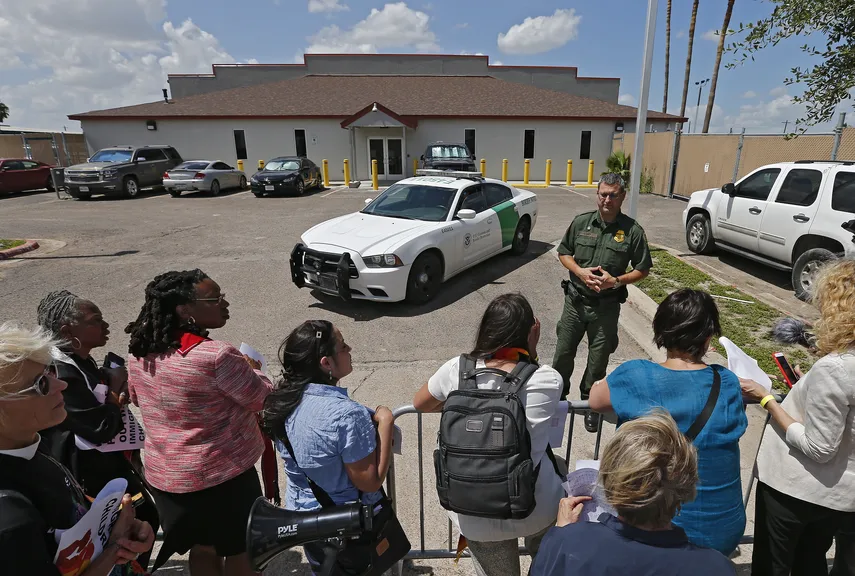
282;432;410;576
684;366;721;441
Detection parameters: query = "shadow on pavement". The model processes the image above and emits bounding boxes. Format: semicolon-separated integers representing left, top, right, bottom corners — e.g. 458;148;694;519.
0;189;52;200
307;240;553;321
675;250;794;291
168;187;247;199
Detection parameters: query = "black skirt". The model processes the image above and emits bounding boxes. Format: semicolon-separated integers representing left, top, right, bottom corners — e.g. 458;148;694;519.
151;466;262;568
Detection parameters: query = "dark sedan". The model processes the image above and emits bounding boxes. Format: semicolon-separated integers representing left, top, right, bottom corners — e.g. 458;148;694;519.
0;158;55;194
250;156;322;197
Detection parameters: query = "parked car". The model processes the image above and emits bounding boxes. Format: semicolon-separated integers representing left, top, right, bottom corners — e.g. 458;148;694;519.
683;160;855;300
0;158;54;194
164;160;247;197
419;142;477;172
64;145;182;199
290;169;537;303
250;156;322;197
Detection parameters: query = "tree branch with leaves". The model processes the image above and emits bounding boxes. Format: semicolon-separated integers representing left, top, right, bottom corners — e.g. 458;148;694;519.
0;102;9;124
726;0;854;133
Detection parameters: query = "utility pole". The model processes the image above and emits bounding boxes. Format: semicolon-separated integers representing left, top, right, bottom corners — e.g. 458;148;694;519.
782;120;789;134
693;78;710;133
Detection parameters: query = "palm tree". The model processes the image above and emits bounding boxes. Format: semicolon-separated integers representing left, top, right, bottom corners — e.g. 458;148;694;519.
702;0;735;133
663;0;672;113
679;0;700;121
602;150;631;185
0;102;9;123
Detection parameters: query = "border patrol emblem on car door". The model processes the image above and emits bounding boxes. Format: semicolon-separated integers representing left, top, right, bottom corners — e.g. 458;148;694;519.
464;233;472;248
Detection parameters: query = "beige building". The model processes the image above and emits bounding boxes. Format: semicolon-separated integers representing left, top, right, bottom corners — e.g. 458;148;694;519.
70;54;685;182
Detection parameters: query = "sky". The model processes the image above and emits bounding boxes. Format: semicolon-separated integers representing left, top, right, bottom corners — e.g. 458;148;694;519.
0;0;849;134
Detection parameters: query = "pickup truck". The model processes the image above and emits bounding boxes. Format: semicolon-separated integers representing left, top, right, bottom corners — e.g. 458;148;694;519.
683;160;855;300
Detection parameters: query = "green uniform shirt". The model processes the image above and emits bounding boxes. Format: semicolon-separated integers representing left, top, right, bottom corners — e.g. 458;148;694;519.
558;210;653;301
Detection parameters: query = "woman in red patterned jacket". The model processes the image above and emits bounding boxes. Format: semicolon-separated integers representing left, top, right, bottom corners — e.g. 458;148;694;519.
125;269;273;576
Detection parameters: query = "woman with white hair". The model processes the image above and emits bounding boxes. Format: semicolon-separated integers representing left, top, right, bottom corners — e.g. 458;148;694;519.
0;322;154;575
531;410;735;575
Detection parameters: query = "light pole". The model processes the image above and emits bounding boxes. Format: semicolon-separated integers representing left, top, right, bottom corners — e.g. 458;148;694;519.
693;78;710;133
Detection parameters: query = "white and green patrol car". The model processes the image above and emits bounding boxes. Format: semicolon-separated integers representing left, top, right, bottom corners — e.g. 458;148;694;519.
289;170;538;303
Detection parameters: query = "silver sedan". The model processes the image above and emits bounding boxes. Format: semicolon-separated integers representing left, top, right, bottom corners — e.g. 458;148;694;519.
164;160;247;197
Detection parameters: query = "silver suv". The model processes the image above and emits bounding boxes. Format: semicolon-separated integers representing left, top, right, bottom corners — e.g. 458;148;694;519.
64;145;182;199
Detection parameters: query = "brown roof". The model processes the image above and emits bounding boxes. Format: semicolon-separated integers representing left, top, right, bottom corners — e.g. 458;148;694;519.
68;75;687;122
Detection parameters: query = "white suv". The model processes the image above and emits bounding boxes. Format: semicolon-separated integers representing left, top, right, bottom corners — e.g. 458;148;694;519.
682;161;855;300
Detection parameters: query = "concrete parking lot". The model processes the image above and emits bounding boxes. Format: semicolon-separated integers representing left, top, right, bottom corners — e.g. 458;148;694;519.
0;185;801;574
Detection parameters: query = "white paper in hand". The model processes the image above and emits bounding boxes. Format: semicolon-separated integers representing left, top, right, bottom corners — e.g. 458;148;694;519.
562;467;615;523
239;342;267;372
365;408;404;455
53;478;127;575
718;336;771;391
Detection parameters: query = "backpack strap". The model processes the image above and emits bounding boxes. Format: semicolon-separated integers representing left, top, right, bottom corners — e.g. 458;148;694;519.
281;430;337;508
458;354;480;390
504;361;539;395
685;366;721;441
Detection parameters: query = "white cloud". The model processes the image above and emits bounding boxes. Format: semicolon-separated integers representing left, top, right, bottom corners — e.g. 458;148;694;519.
769;86;788;97
0;0;235;130
305;2;438;54
702;29;720;41
492;60;504;66
676;30;686;39
455;22;469;29
496;9;581;55
308;0;349;13
742;90;757;99
459;50;484;56
618;93;637;106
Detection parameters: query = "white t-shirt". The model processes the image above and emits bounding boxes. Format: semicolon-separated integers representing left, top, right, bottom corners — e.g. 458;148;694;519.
428;356;564;542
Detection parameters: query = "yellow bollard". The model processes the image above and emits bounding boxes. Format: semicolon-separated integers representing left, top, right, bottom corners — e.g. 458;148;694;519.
322;159;330;188
236;159;244;172
566;160;573;186
413;158;418;176
502;159;508;182
587;160;594;185
372;159;379;190
343;159;350;186
480;159;486;177
545;159;552;186
523;159;531;185
258;159;265;170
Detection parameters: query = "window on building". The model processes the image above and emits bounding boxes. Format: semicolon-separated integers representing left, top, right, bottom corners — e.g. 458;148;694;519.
580;131;592;160
295;129;307;158
524;130;535;159
465;129;476;156
233;130;247;160
832;171;855;214
775;169;822;207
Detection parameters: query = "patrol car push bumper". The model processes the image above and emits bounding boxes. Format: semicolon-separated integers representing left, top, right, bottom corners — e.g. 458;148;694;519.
290;243;353;301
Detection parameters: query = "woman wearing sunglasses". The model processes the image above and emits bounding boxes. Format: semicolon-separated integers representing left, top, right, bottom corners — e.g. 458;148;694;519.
36;290;160;571
125;269;273;576
0;322;154;576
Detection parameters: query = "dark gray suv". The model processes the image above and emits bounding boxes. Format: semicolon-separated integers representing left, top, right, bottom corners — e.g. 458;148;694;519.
64;145;182;199
419;142;477;172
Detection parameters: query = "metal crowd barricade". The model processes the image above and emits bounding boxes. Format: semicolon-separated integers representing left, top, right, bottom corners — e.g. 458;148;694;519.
383;395;784;561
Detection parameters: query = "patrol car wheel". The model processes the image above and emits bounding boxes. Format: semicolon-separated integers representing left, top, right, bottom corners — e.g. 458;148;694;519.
686;213;715;254
511;218;531;255
407;252;442;303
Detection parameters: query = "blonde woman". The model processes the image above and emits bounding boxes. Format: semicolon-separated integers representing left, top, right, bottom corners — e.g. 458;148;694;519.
531;411;735;575
741;259;855;576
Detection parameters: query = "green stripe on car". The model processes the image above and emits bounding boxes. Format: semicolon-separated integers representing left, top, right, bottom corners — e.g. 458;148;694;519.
492;200;520;247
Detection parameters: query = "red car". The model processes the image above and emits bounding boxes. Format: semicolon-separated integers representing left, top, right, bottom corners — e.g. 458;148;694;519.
0;158;55;194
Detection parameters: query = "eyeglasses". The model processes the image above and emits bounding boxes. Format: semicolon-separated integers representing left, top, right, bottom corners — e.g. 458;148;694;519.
3;367;52;399
195;293;226;304
597;192;623;200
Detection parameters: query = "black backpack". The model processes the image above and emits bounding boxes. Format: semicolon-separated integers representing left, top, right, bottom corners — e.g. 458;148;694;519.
434;354;555;520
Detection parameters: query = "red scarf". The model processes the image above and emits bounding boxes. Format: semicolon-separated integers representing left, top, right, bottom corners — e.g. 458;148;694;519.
491;347;532;362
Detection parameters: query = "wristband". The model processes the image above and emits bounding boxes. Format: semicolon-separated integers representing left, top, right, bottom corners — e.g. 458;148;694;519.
760;395;776;409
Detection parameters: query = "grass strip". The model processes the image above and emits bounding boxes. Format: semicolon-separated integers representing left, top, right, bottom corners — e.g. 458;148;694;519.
0;239;25;250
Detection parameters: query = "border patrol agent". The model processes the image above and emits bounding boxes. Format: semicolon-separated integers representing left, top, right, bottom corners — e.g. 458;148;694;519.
553;172;652;432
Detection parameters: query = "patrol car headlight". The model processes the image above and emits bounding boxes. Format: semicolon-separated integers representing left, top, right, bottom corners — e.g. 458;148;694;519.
362;254;404;268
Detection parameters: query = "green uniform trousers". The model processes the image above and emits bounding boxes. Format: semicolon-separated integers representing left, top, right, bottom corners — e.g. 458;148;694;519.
552;295;621;400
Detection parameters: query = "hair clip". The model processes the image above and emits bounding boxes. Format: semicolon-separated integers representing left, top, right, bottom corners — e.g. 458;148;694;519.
316;331;323;340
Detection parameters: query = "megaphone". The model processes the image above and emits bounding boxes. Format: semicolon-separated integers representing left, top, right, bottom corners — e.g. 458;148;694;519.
246;497;374;572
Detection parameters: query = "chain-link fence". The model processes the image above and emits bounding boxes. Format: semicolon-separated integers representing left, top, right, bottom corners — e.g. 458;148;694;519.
613;116;854;199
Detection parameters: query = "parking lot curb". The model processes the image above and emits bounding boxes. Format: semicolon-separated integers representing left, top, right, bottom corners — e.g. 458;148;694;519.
0;240;39;260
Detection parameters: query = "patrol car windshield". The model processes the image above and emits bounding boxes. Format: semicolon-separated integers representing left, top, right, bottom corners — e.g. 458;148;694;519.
89;149;133;163
428;145;470;159
362;183;457;222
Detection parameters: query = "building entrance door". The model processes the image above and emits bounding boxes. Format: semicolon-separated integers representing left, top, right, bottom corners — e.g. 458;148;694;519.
367;138;404;179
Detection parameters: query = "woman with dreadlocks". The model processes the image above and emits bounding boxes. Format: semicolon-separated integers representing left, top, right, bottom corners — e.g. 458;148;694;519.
36;289;160;572
125;269;273;576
